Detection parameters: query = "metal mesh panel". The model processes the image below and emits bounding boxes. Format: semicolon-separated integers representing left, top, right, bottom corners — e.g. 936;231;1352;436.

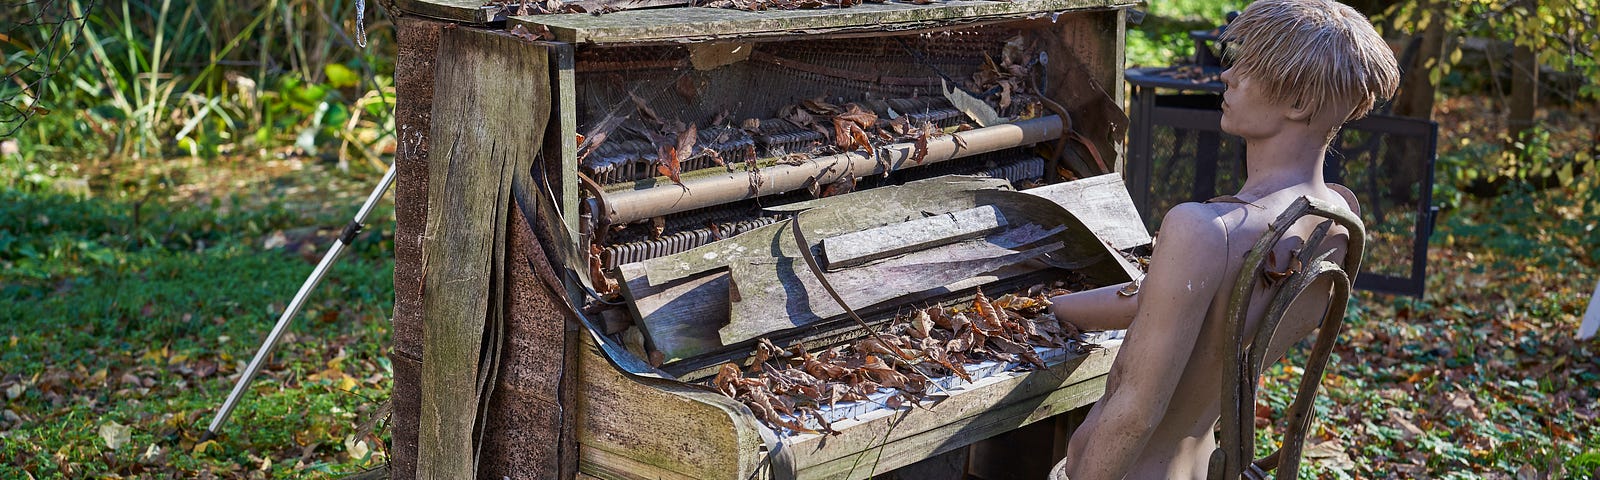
573;25;1038;186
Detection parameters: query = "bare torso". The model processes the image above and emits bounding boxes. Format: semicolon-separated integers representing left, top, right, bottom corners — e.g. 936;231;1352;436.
1111;183;1359;479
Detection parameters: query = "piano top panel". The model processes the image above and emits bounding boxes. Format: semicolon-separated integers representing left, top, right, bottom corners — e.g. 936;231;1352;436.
505;0;1135;44
394;0;505;23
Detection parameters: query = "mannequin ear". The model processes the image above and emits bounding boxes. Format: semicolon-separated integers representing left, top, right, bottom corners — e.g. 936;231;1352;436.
1285;99;1314;122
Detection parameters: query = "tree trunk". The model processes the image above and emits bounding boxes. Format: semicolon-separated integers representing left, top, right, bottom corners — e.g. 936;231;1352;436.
1508;43;1539;140
1381;1;1445;204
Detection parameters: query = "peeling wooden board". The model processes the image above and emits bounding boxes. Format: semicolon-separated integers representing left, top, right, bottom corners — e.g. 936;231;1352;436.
510;0;1135;44
396;0;503;23
573;334;764;479
416;27;550;480
621;177;1012;362
616;265;729;361
1020;172;1151;251
721;233;1062;345
642;176;1010;288
822;205;1008;270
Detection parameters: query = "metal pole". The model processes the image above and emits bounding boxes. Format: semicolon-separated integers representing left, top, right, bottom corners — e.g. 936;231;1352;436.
203;164;398;441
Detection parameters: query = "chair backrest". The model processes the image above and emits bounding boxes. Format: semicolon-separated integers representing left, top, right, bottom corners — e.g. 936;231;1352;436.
1208;196;1366;480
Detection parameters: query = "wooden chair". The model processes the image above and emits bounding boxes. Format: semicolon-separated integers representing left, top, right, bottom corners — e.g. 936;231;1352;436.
1211;196;1365;480
1046;196;1365;480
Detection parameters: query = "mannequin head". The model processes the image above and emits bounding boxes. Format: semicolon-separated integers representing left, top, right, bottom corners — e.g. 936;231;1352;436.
1218;0;1400;140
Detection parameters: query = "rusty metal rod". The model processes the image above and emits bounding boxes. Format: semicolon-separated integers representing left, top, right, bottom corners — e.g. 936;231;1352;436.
596;115;1062;225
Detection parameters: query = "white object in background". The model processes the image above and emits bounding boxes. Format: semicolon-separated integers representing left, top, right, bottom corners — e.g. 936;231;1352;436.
1581;278;1600;340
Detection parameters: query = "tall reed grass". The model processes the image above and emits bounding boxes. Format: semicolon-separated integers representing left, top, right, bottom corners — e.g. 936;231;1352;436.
1;0;396;190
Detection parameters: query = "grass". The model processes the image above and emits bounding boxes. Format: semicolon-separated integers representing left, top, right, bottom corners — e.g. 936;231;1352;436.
0;159;396;478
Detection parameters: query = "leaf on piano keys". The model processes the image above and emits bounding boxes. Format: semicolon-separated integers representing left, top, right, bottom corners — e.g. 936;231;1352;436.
675;123;698;162
655;144;688;190
800;98;841;115
819;173;856;198
710;281;1106;435
588;244;617;296
835;103;878;129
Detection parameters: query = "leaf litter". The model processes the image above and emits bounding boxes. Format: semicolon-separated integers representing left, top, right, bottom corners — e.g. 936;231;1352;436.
712;283;1098;435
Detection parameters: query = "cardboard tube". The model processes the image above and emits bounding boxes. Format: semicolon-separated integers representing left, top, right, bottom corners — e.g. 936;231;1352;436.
598;115;1063;225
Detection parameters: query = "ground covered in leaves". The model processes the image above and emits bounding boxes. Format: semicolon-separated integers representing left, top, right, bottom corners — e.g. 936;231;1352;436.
1256;96;1600;479
0;158;395;478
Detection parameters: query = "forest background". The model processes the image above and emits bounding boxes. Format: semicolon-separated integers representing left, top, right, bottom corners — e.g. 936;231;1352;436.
0;0;1597;478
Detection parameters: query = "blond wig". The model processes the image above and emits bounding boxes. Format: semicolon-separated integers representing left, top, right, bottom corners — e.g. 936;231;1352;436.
1220;0;1401;121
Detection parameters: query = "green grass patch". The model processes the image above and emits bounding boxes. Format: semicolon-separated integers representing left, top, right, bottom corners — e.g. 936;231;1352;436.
0;177;394;478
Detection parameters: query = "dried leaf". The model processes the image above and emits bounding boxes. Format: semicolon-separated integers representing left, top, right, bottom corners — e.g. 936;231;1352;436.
821;173;856;198
801;98;841;115
99;421;132;451
656;145;687;189
911;122;935;164
629;91;662;126
675;75;699;102
676;124;699;161
971;288;1006;334
836;103;878;129
784;105;815;129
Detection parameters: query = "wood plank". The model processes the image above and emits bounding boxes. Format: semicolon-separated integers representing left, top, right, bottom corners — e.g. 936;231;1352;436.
390;15;447;480
616;267;729;361
642;176;1012;288
822;205;1009;270
622;177;1013;362
396;0;503;23
574;334;765;480
417;28;550;480
1020;173;1150;251
722;236;1063;345
399;0;688;22
1030;10;1128;174
784;343;1119;479
511;0;1136;44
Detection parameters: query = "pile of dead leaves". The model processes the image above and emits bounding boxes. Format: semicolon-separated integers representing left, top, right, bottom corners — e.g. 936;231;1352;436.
779;98;958;167
969;35;1038;112
713;285;1095;435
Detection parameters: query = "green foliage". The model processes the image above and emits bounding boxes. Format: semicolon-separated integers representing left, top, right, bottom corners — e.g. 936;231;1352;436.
1123;0;1244;67
1379;0;1598;100
1570;452;1600;480
0;0;396;190
1377;0;1599;191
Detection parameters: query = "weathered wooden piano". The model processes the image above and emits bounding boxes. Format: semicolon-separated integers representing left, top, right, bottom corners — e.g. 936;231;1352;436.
385;0;1143;478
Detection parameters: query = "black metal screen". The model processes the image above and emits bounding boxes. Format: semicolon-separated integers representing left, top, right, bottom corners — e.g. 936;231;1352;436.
1127;89;1438;297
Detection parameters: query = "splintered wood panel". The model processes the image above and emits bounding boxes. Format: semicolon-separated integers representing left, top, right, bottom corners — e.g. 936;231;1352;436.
574;336;764;479
1020;173;1149;250
417;27;550;479
396;0;503;23
511;0;1135;44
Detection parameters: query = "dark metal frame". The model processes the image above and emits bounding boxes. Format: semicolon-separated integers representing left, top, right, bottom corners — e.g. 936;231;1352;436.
1124;68;1438;297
